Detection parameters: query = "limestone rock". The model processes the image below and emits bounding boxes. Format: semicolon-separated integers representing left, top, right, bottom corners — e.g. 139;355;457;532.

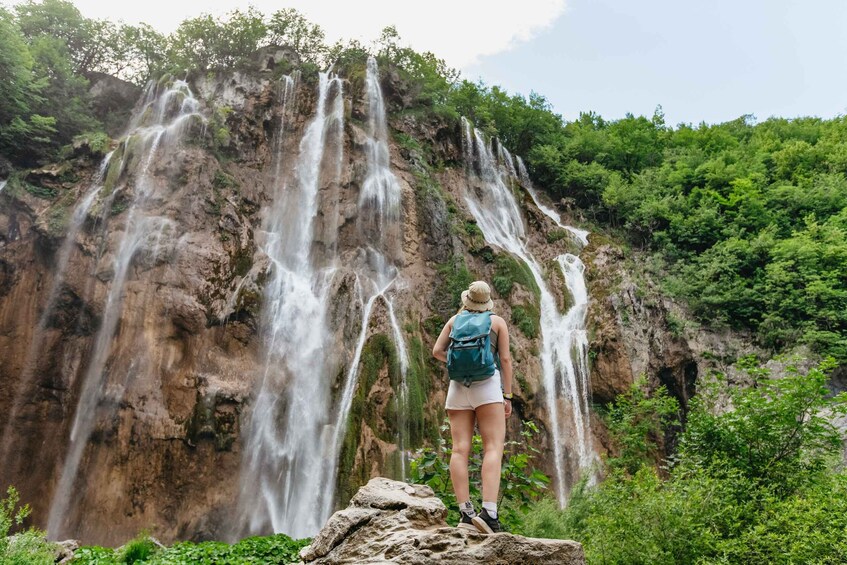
299;478;585;564
55;539;80;564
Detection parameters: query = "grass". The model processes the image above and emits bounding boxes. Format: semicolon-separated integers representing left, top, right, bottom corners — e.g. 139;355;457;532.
73;533;311;565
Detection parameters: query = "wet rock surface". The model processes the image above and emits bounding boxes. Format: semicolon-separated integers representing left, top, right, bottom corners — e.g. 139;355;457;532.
300;478;585;565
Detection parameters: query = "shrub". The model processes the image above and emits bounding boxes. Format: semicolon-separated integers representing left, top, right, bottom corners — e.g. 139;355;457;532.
0;486;57;565
118;533;157;564
518;358;847;564
74;533;310;564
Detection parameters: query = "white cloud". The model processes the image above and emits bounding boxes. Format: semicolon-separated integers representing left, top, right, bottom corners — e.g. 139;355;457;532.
46;0;566;70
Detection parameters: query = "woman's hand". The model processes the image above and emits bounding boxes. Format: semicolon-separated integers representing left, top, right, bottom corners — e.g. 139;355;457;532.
504;399;512;418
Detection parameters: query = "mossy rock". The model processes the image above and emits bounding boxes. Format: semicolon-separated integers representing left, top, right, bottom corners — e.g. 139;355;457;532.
491;253;539;301
512;303;540;339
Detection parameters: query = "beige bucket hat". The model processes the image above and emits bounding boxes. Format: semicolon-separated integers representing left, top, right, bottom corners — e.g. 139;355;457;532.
461;280;494;312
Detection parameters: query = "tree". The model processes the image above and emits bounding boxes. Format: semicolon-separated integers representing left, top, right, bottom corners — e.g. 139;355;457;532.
267;9;327;64
0;8;56;164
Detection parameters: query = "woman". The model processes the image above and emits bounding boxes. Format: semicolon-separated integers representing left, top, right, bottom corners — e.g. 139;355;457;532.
432;280;513;534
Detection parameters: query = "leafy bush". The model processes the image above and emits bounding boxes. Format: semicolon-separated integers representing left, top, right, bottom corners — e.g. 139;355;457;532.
0;486;57;565
519;359;847;564
118;533;157;564
73;533;310;565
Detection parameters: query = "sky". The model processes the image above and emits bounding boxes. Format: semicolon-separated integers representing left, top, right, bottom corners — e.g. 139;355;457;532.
18;0;847;126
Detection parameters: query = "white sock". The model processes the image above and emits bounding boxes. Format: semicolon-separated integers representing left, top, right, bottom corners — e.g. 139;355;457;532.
459;500;476;517
482;501;498;519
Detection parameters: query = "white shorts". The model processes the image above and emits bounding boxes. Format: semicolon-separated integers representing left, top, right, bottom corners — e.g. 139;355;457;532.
445;370;503;411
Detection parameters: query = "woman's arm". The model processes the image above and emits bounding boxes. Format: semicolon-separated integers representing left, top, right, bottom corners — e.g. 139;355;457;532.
432;316;455;363
494;316;513;395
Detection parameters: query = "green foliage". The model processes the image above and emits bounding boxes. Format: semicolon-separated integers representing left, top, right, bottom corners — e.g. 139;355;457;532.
545;228;568;243
604;377;680;475
72;130;111;155
680;357;846;495
519;359;847;564
510;304;539;339
0;486;57;565
434;255;474;314
73;533;310;564
23;180;57;200
492;253;539;301
167;8;267;73
266;9;327;65
118;533;156;564
410;420;549;532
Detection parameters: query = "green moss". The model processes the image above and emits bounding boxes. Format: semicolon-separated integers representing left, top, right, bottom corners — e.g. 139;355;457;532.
463;220;486;253
512;303;540;339
406;336;431;447
337;333;400;502
492;253;539;300
101;143;125;196
213;169;239;190
231;247;253;277
423;315;445;338
23;181;57;200
434;255;474;315
514;370;529;394
546;228;568;243
45;190;76;237
110;197;129;216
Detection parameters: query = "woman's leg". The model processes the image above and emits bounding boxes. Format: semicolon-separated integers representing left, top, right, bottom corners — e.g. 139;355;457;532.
447;409;476;503
476;401;506;504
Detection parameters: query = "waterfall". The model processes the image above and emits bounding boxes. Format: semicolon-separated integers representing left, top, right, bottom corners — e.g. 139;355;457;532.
237;72;346;539
47;79;203;537
0;152;112;460
359;55;408;478
359;56;402;240
461;117;595;503
238;57;411;538
0;179;6;194
516;156;589;246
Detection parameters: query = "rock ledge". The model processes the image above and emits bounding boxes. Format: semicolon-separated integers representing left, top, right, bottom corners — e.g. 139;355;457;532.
299;477;585;564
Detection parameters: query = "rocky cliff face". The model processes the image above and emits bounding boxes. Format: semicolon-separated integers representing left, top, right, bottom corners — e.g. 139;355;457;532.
0;61;728;545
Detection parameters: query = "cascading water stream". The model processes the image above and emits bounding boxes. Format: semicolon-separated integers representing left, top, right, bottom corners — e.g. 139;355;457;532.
0;152;113;458
387;296;410;480
239;58;411;538
358;55;409;478
359;56;402;234
237;72;346;539
461;117;595;503
516;156;589;246
47;80;203;537
0;179;7;194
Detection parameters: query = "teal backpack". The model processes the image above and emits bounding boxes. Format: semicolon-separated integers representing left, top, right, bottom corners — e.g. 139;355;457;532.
447;311;498;386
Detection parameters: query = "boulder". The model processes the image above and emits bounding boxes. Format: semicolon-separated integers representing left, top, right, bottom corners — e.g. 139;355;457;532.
299;478;585;564
55;539;80;564
85;72;142;137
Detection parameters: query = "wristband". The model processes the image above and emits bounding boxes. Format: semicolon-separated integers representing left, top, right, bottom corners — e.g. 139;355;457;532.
503;392;513;400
